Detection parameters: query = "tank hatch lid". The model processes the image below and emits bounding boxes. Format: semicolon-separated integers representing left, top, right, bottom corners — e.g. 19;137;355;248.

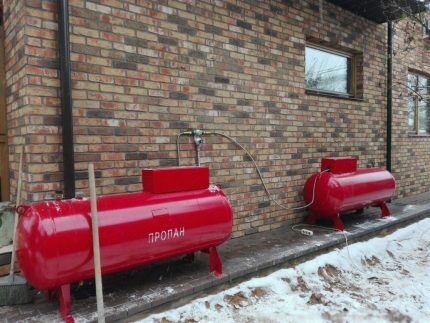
142;166;209;194
321;157;357;174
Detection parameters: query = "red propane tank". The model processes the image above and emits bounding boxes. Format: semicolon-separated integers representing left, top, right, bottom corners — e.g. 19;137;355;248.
16;167;233;307
303;158;395;230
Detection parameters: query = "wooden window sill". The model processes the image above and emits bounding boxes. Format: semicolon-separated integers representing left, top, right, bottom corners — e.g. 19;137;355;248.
305;89;363;101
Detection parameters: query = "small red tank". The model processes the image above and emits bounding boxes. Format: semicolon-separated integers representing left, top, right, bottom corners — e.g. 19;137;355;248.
303;158;395;230
16;166;233;322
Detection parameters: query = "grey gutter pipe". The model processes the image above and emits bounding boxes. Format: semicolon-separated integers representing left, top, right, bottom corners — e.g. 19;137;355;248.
386;21;393;173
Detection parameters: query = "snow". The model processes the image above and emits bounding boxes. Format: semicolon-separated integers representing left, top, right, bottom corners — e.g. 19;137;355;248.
138;218;430;323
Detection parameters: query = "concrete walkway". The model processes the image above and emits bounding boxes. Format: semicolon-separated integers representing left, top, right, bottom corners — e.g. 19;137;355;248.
2;192;430;322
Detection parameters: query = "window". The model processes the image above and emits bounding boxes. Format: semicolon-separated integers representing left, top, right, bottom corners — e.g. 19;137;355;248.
407;72;430;134
423;19;429;39
305;45;353;96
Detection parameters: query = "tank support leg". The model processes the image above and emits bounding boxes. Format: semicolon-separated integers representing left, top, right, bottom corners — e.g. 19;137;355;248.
333;214;345;231
209;246;222;277
379;202;391;218
58;284;74;323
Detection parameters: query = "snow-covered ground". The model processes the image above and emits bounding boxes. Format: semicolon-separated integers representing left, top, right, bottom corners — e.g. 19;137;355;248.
139;218;430;323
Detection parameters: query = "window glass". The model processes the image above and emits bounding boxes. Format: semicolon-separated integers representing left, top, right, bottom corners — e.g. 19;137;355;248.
407;73;418;91
305;46;351;94
408;96;416;131
418;75;428;96
408;72;429;133
418;99;429;133
418;76;429;133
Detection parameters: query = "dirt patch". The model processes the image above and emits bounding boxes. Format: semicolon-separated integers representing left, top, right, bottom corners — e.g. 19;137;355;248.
318;265;342;283
318;264;340;278
307;292;329;306
322;311;348;323
363;256;381;266
325;264;340;277
282;277;292;286
283;276;311;293
251;287;268;298
282;277;297;291
386;309;412;323
297;276;311;292
367;276;388;285
155;318;172;323
317;264;363;294
224;292;248;307
401;269;410;275
214;303;223;311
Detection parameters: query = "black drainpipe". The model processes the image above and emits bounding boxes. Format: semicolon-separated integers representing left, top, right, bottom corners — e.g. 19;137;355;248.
58;0;75;198
386;21;393;173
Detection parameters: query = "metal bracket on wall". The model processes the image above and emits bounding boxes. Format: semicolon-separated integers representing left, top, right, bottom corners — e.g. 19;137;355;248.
193;129;204;166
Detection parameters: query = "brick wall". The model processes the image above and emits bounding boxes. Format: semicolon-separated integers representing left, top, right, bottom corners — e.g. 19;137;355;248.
3;0;29;202
392;17;430;197
5;0;391;237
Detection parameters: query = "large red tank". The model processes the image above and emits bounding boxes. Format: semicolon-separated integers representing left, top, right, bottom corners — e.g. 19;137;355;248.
303;158;395;230
16;166;233;322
